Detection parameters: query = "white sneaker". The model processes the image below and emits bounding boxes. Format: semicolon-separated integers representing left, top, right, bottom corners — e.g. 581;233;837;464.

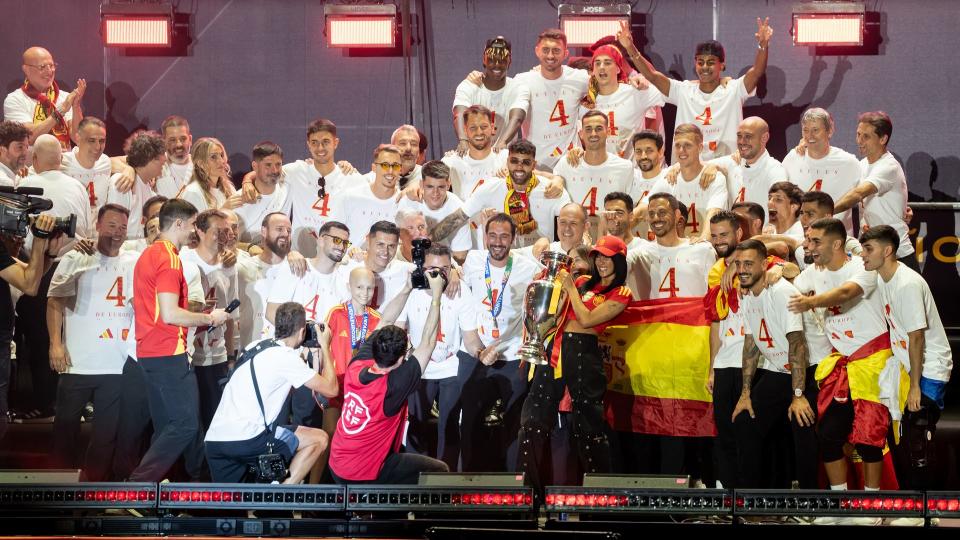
834;516;882;526
812;516;838;525
886;517;924;526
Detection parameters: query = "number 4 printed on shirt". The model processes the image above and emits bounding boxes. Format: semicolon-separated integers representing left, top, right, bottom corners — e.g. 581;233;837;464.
549;100;570;126
312;194;331;216
658;268;679;298
580;187;599;217
105;276;126;307
757;319;775;348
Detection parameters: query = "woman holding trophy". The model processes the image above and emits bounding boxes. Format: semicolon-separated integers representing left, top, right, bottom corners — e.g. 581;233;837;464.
516;235;632;501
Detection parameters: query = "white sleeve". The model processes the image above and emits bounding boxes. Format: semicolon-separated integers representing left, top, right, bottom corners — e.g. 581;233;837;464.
452;79;479;110
456;292;479;332
450;220;473;252
862;162;897;196
665;78;684;106
507;80;531;112
847;267;878;298
645;178;672;202
178;185;208;212
793;268;815;294
705;172;729;210
775;283;804;334
266;264;298;304
735;75;757;100
3;93;32;123
895;279;929;333
276;350;318;389
48;252;83;297
185;264;205;304
634;86;666;110
461;182;496;218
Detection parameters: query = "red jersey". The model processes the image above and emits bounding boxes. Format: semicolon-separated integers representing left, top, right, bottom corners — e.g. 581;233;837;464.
325;303;381;408
134;239;189;358
549;276;632;368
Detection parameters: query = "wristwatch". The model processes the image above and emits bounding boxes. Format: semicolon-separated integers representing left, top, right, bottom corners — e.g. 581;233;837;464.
794;388;803;398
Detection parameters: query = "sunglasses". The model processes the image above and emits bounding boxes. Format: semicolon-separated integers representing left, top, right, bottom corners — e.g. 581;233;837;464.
509;157;534;166
317;176;326;199
375;162;403;172
322;234;351;248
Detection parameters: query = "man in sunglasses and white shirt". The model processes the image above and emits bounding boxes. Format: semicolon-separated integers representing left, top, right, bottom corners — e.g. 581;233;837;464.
330;144;405;249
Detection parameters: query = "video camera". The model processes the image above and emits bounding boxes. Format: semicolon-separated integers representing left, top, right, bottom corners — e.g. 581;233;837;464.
410;238;448;290
301;320;325;348
0;186;76;239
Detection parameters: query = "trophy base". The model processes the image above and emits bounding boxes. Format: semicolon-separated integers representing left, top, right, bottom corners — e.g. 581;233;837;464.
517;343;550;366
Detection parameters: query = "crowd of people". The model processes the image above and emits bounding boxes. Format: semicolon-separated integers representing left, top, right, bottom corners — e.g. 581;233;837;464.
0;17;950;517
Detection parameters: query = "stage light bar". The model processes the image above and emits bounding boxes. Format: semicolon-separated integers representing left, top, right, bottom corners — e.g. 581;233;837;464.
927;492;960;517
544;487;732;515
736;490;924;518
100;2;173;47
324;4;397;48
158;483;344;511
792;1;865;46
0;483;156;510
558;3;632;48
346;486;533;513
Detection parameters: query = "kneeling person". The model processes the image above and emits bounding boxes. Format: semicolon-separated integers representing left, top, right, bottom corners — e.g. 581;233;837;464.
204;302;337;484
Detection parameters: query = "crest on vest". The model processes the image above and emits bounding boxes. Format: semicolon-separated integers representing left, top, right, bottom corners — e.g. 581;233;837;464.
341;392;371;434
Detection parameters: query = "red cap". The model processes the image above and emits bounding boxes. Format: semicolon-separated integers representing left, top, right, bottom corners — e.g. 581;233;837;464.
591;235;627;258
591;45;629;83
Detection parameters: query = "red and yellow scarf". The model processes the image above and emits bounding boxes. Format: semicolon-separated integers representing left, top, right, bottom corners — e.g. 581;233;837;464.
504;172;539;236
21;80;70;148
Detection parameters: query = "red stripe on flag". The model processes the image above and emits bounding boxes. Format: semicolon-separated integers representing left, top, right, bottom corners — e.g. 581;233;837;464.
612;296;709;327
605;392;717;437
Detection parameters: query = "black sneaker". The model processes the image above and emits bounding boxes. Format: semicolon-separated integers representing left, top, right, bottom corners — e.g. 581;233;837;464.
10;407;55;423
81;403;94;422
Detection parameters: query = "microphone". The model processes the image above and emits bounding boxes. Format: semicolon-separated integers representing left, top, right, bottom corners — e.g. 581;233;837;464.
205;299;240;332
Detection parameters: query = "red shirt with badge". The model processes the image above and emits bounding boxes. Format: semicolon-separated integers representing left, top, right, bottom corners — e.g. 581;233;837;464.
325;302;381;408
548;275;632;368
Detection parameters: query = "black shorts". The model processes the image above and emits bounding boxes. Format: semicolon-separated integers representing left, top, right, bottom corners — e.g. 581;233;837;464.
205;425;298;483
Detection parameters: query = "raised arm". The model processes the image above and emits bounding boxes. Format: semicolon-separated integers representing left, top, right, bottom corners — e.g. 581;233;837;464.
430;208;470;243
616;21;671;97
743;18;772;93
411;272;445;373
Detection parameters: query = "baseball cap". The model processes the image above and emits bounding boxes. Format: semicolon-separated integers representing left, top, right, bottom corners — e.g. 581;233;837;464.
591;235;627;258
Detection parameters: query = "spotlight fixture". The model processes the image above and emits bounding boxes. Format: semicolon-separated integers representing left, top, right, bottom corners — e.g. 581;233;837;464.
558;3;632;48
100;1;173;47
324;4;398;48
792;1;865;46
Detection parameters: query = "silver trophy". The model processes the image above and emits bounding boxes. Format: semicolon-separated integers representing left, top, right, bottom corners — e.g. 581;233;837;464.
517;251;572;365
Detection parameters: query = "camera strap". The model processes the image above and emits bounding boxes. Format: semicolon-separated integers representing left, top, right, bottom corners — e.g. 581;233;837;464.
249;353;277;453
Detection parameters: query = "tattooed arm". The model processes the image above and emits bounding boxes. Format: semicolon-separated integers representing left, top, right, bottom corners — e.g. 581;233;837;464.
430;208;470;243
786;330;816;426
732;334;761;421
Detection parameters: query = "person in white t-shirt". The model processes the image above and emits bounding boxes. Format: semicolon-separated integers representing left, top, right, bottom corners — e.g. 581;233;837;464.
0;121;31;185
431;140;571;249
646;124;728;242
396;243;485;469
398;161;471;262
833;111;916;268
237;212;293;349
861;225;952;489
600;192;642;251
19;135;92;250
233;142;291;245
514;29;590;169
179;210;239;429
787;218;897;493
617;19;771;159
330;144;404;248
339;221;417;311
47;204;137;480
782;108;861;235
61;117;112;220
732;239;819;489
629;130;667;240
154;115;194;198
765;181;803;239
453;37;528;155
443;105;509;199
204;302;336;484
4;47;85;147
627;192;716;300
178;137;238;212
554;110;634;238
710;116;787;211
105;131;167;239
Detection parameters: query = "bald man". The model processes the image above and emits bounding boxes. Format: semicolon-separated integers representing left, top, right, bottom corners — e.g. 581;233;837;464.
709;117;787;219
4;47;85;147
19;135;91;247
518;202;587;262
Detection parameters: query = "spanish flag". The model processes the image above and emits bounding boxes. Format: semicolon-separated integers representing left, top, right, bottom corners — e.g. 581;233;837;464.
602;297;716;437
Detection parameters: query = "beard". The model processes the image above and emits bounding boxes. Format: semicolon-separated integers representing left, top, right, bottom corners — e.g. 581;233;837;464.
265;236;291;258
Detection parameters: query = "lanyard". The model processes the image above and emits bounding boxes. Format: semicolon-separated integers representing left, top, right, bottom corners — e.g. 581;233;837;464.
484;254;513;330
347;302;369;350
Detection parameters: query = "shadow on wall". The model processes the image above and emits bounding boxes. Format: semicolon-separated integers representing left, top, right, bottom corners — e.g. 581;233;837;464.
104;81;147;157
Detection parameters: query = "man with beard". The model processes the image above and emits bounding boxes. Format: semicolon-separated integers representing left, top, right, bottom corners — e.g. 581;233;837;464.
443;106;508;199
339;221;416;311
364;126;423;191
709;117;787;212
332;145;404;248
398;161;471;263
0;120;30;185
459;213;543;471
105;131;168;240
732;201;765;239
765;181;803;239
233;142;291;245
431;140;570;248
755;191;861;270
61;117;113;220
453;37;528;155
617;19;771;159
154;115;195;198
237;213;292;348
629;130;666;208
5;47;85;147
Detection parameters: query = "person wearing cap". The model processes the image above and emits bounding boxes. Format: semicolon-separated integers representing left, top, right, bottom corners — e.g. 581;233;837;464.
452;36;529;156
517;235;632;502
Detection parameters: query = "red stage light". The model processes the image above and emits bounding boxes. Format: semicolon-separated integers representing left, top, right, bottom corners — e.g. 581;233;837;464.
792;2;864;46
102;17;172;47
558;3;631;48
324;4;397;48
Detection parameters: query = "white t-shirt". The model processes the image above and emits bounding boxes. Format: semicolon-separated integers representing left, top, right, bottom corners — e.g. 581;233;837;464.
795;236;862;271
3;87;73;125
236;254;284;348
460;249;542;361
553;152;634;238
515;66;590;168
48;250;138;375
205;340;316;442
666;76;754;159
648;169;728;238
266;259;351;323
876;264;952;382
452;77;530;137
861;152;913;258
782;146;860;235
398;194;472;252
156;160;193;200
626;240;716;300
461;176;571;248
713;306;746;370
328;183;401;248
710;149;787;214
792;257;886;356
442;150;508;200
0;162;17;187
180;248;238;366
779;220;804;240
105;173;163;239
590;83;665;159
19;170;92;240
337;259;415;312
283;160;364;258
741;279;807;374
178;181;227;212
398;288;478;379
61;148;113;220
233;182;292;245
630;168;665;241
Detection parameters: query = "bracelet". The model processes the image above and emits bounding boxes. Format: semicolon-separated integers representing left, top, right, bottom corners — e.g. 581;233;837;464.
431;300;441;307
757;43;768;51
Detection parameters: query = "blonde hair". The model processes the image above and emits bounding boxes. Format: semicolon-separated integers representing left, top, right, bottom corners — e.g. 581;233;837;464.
189;137;234;208
673;123;703;143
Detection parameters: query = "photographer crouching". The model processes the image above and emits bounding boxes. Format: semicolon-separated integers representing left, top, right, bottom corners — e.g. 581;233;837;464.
0;214;64;441
204;302;337;484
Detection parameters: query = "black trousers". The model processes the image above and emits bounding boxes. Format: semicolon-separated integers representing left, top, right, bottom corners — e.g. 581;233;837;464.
818;394;883;464
114;357;152;480
0;336;11;443
458;351;527;472
517;333;611;499
15;264;57;410
52;373;123;481
129;354;205;482
331;452;448;485
892;393;942;490
734;368;819;488
195;362;228;431
712;367;742;488
405;375;462;470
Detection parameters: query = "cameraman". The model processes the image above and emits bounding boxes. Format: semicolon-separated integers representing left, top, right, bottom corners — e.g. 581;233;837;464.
0;214;62;441
205;302;337;484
